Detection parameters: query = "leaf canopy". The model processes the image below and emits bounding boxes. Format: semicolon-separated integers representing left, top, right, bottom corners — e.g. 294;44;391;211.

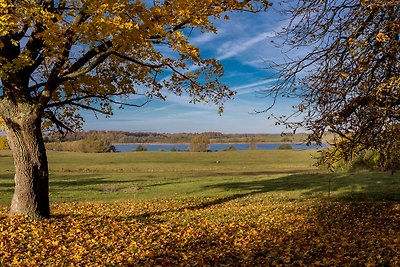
0;0;269;133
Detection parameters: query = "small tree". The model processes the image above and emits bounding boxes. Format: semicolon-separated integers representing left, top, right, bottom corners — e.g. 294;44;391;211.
224;145;237;151
190;135;210;152
135;145;148;152
249;138;257;150
277;144;292;150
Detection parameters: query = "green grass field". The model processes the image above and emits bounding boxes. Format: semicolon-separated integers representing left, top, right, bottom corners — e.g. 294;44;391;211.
1;150;399;266
0;149;399;205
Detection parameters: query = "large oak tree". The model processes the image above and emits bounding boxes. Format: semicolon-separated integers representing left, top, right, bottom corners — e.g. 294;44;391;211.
0;0;269;218
267;0;399;170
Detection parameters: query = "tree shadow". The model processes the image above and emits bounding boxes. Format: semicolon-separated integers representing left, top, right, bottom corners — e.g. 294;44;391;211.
202;171;400;202
50;177;145;188
187;169;311;178
0;173;145;194
95;171;399;222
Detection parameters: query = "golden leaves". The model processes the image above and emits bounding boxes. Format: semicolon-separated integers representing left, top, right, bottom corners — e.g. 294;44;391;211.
376;32;391;43
0;198;399;266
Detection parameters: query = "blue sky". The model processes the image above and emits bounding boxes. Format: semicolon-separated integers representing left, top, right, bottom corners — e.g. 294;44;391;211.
84;1;298;134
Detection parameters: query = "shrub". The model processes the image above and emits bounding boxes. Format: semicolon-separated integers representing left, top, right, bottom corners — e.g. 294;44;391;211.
135;145;148;152
281;137;293;143
248;138;257;150
78;137;113;153
189;135;210;152
224;145;237;151
315;138;390;172
45;138;113;153
277;144;293;150
0;136;9;150
319;148;381;172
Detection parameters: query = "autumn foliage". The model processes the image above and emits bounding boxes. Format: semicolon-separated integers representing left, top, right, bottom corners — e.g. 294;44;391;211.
189;134;210;152
1;197;399;266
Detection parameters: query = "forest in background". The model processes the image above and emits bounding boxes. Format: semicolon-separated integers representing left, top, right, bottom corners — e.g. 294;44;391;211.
44;131;325;144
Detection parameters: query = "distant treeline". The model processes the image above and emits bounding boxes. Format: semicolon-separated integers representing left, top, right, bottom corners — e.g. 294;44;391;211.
44;131;315;144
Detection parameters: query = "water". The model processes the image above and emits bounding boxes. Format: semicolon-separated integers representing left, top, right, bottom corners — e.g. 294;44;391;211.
113;143;326;152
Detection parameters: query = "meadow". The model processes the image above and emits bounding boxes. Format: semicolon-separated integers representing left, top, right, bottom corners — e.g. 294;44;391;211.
0;150;399;266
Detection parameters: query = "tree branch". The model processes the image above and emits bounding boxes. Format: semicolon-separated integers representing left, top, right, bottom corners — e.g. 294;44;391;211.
61;49;114;80
61;40;113;78
46;92;149;109
110;51;164;69
44;110;74;134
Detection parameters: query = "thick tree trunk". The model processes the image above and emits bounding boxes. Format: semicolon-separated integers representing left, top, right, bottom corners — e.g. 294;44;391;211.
5;111;50;219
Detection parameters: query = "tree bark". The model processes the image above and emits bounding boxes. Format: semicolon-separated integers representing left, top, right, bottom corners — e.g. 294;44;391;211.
3;104;50;219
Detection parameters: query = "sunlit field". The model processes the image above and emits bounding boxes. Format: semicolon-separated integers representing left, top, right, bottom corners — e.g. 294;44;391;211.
0;150;399;266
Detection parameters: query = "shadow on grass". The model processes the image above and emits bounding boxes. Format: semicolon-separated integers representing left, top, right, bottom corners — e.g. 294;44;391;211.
0;174;13;181
2;169;399;223
50;177;145;188
187;169;311;178
203;171;400;202
97;171;399;222
0;173;145;191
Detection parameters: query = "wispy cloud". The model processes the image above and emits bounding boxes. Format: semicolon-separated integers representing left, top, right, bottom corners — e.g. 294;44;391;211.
216;31;276;61
232;78;279;95
190;31;220;45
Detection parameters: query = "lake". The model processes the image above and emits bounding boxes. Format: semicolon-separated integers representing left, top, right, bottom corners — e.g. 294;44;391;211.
114;143;326;152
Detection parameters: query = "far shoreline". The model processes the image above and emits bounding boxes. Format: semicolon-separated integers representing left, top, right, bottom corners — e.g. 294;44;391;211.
112;141;318;145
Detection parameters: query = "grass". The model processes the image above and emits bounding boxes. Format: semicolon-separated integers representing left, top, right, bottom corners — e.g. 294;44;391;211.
0;149;399;205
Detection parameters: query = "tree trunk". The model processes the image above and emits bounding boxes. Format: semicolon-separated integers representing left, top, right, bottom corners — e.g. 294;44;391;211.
5;111;50;219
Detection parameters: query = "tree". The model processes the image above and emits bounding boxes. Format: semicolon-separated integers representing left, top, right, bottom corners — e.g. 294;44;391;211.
266;0;400;170
248;137;257;150
0;0;269;218
189;134;210;152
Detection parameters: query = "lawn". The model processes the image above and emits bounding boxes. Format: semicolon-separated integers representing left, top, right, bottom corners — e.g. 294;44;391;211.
0;150;399;266
0;149;322;204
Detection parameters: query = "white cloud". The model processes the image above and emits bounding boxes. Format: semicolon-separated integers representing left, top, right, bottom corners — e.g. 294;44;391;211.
190;31;220;45
216;31;276;61
232;78;279;95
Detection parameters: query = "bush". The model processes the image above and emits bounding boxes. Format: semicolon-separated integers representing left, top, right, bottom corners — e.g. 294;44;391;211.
189;135;210;152
135;145;147;152
45;138;113;153
224;145;237;151
319;148;381;172
315;138;388;172
277;144;293;150
248;138;257;150
281;137;293;143
78;137;113;153
0;136;9;150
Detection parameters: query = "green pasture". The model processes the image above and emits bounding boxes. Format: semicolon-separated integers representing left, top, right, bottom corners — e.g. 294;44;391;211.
0;150;399;205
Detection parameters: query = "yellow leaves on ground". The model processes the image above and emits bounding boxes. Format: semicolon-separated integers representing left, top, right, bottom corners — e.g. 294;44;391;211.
0;198;399;266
